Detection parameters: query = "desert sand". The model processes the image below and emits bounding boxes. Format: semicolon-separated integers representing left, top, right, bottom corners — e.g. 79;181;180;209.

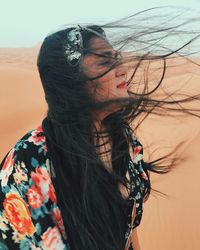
0;45;200;250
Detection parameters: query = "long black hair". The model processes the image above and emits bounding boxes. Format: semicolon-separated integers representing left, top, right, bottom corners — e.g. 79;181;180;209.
37;7;200;250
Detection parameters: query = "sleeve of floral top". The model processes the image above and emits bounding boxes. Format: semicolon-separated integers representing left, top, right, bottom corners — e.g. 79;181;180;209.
0;128;69;250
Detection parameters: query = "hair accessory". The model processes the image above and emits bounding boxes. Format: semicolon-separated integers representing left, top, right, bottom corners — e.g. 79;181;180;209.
63;27;83;66
63;25;107;67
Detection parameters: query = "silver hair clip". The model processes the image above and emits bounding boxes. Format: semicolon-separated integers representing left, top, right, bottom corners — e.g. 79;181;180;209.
63;25;107;67
63;26;83;66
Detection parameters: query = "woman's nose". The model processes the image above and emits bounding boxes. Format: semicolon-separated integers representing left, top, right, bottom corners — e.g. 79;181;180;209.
115;58;128;78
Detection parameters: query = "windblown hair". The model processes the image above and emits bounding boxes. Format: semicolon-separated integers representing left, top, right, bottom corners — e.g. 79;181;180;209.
37;7;200;250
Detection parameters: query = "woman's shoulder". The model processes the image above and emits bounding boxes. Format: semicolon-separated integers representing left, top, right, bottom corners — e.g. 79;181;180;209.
0;124;56;205
0;125;69;249
10;124;47;157
125;127;149;182
0;124;48;171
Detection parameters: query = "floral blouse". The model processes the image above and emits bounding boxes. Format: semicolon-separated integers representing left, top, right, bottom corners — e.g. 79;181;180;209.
0;125;148;250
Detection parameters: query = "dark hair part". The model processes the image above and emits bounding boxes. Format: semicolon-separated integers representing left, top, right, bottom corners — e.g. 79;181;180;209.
37;7;200;250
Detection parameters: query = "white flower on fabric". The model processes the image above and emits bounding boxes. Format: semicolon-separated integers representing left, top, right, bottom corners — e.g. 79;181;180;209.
0;148;15;187
132;153;143;165
135;192;141;200
0;214;9;232
12;230;25;243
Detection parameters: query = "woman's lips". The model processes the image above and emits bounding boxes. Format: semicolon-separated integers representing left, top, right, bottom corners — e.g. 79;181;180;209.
117;81;127;89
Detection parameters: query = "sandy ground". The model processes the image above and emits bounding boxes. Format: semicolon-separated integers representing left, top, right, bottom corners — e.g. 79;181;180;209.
0;45;200;250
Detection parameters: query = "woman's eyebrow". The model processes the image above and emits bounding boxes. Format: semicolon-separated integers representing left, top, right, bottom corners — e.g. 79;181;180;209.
102;50;117;57
92;50;117;58
101;51;114;56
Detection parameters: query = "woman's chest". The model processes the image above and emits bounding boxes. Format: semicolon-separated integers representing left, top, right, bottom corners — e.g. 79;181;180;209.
98;141;135;200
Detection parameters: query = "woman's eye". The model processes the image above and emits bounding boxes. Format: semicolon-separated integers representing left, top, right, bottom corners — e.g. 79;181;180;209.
99;61;111;66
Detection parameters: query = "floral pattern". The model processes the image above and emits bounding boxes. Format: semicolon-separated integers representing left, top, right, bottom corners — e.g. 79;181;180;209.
3;192;36;236
0;125;148;250
41;226;66;250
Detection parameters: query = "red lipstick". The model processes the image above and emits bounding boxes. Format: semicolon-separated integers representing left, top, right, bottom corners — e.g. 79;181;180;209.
117;81;127;89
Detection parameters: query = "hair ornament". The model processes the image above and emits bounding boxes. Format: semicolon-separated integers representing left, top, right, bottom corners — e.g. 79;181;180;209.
63;25;106;67
64;26;83;66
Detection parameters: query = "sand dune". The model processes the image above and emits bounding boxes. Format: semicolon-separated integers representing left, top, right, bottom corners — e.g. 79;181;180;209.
0;45;200;250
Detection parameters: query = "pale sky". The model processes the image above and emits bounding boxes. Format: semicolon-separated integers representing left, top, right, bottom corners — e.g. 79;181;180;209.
1;0;200;47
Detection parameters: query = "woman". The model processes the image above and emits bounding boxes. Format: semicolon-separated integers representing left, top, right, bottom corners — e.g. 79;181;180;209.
0;8;200;250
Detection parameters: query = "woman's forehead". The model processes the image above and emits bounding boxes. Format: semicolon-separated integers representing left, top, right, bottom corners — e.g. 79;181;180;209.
88;37;114;54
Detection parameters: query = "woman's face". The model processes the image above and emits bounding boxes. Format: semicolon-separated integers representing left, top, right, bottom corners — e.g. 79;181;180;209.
82;37;129;103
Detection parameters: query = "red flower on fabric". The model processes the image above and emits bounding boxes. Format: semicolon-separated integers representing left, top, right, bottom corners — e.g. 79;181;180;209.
48;184;57;204
27;185;44;209
31;167;57;203
41;226;65;250
28;125;47;153
51;206;67;239
3;193;36;236
133;145;142;156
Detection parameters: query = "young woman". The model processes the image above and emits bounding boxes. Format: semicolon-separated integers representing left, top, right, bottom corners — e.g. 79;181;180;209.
0;8;200;250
